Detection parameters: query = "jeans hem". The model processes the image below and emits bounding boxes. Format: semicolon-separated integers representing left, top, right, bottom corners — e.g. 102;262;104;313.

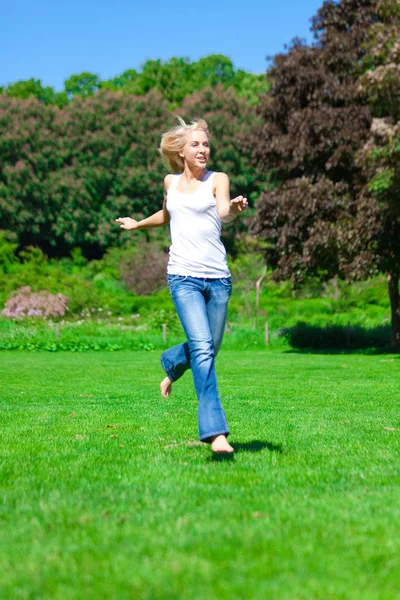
200;430;230;443
160;356;176;383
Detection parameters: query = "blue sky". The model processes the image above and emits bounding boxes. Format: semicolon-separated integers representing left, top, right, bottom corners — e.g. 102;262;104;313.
2;0;324;91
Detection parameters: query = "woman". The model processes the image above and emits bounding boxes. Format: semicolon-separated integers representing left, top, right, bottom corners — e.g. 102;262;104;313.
116;118;248;453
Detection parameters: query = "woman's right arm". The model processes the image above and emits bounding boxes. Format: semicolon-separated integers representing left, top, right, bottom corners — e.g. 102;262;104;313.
115;175;172;231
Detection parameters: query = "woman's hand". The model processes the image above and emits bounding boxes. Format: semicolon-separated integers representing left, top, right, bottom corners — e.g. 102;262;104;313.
115;217;138;230
229;196;249;215
215;173;249;222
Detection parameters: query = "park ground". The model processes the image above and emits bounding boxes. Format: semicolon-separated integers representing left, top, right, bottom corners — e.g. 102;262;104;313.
1;349;400;599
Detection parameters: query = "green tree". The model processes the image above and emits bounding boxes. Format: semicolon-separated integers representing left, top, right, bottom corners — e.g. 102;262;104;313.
356;0;400;346
181;84;266;252
0;92;171;254
99;68;140;93
101;55;269;108
232;69;270;106
181;84;264;203
64;72;101;99
0;77;263;258
5;79;55;104
2;56;269;108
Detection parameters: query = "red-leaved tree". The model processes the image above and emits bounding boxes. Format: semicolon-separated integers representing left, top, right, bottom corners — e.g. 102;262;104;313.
250;0;400;347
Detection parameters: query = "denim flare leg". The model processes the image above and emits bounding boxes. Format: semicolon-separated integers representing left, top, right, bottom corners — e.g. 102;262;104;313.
161;275;232;442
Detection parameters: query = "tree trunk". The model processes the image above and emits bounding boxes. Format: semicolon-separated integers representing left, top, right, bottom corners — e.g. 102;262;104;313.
388;272;400;348
255;265;267;311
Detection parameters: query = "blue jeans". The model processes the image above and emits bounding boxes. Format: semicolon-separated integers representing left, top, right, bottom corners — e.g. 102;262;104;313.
161;275;232;442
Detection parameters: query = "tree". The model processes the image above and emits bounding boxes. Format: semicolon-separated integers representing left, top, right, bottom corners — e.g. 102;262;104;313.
101;55;269;108
232;69;270;106
2;56;269;109
99;69;140;93
1;80;264;257
250;0;400;347
356;0;400;345
180;84;266;252
5;79;56;105
64;72;101;99
0;91;171;254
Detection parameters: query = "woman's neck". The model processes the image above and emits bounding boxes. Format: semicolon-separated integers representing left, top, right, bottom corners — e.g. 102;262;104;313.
181;165;207;183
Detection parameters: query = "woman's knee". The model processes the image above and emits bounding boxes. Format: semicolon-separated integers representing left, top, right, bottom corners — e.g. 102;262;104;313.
189;337;215;361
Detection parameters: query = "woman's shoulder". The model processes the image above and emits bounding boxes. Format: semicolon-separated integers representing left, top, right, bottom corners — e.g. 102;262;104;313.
211;172;229;191
212;171;229;182
164;173;179;192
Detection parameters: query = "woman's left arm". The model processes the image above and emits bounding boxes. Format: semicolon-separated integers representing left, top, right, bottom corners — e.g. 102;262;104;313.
214;173;248;223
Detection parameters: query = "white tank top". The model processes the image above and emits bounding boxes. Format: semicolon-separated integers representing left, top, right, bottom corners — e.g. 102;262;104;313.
166;171;230;278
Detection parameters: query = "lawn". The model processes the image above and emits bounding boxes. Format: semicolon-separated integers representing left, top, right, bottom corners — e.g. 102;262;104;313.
1;349;399;599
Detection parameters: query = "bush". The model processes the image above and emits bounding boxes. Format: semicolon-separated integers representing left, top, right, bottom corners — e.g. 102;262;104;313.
119;239;168;295
0;231;18;273
147;308;181;334
2;286;68;319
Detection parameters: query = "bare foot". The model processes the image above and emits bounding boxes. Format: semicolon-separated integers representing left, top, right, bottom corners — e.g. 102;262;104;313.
211;435;234;453
160;376;172;398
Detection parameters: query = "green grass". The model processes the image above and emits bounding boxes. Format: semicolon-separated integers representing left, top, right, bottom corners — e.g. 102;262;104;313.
0;317;273;352
1;349;400;599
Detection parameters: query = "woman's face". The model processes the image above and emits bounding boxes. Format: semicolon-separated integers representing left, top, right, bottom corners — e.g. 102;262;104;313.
180;130;210;169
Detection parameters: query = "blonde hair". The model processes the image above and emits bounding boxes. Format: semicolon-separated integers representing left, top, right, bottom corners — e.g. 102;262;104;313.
159;117;209;173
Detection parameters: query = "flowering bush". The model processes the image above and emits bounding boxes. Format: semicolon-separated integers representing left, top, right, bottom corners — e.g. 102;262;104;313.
2;286;68;319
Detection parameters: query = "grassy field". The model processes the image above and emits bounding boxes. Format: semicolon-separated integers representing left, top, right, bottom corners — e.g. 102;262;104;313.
1;349;400;599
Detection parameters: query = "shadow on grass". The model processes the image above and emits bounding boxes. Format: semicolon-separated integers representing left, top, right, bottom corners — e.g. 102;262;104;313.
209;453;235;463
281;323;399;355
234;440;283;453
209;440;282;462
285;348;400;357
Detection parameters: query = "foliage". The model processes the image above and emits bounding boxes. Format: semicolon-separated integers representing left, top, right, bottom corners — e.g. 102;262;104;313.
181;85;265;204
0;234;391;323
0;322;156;352
0;242;391;352
356;0;400;345
4;78;66;106
250;0;400;346
119;238;169;295
0;91;169;253
0;229;390;301
146;308;181;334
2;55;270;108
2;286;68;319
180;85;266;251
229;238;267;290
1;59;265;264
0;82;263;256
250;2;376;281
65;72;101;100
0;241;135;316
0;230;18;273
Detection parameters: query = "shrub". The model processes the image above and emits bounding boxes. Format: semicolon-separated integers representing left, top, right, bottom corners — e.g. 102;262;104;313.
147;308;181;334
2;286;68;319
61;279;103;316
119;239;168;296
0;231;18;274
